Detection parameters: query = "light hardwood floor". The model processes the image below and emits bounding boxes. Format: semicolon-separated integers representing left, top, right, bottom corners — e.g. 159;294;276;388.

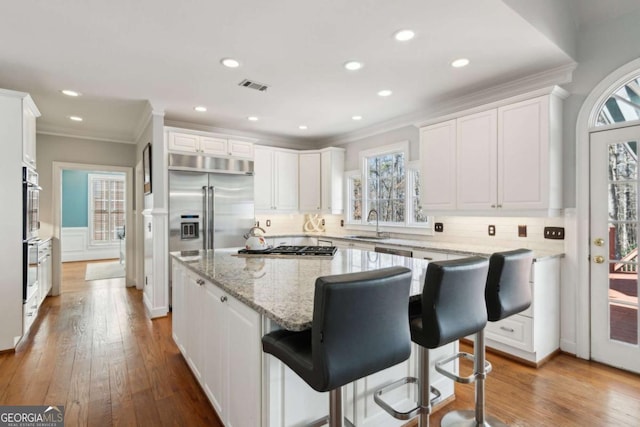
1;261;639;426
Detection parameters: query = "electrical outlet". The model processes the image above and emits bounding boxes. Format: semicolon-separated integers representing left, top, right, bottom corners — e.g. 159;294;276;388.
488;225;496;236
321;219;325;226
256;220;259;227
266;219;271;227
544;226;564;240
340;219;344;227
434;222;444;232
518;225;527;237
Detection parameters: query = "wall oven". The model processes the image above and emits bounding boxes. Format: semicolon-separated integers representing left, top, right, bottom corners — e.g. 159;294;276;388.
23;166;40;302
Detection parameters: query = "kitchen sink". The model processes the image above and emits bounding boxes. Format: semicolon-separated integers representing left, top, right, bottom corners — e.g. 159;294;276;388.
346;235;390;240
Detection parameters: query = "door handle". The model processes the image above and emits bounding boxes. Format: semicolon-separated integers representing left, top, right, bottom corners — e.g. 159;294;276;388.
594;255;605;264
594;238;605;247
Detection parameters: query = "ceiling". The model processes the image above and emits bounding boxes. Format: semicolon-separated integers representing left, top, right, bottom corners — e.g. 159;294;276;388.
0;0;635;144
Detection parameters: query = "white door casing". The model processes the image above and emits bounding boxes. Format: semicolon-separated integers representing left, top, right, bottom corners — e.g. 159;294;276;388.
589;124;640;373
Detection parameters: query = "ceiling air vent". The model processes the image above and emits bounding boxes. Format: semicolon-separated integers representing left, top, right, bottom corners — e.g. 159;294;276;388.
238;79;269;92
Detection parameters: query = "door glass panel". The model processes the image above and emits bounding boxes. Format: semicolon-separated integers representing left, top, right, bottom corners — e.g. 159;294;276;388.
607;141;639;345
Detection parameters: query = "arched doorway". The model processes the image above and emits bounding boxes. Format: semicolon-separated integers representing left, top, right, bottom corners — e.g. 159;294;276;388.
576;59;640;373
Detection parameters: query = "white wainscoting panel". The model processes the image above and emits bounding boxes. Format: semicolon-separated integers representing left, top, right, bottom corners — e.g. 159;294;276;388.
61;227;120;262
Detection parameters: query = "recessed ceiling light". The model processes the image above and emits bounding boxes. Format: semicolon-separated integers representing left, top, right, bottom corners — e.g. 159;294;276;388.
248;116;259;121
393;29;415;42
61;89;81;97
344;60;363;71
352;115;363;121
68;116;83;122
194;106;207;112
451;58;470;68
298;125;308;130
377;90;393;97
221;58;240;68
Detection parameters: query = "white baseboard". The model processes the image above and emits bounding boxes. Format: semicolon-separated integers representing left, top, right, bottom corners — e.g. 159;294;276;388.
143;292;168;319
61;227;120;262
560;339;577;357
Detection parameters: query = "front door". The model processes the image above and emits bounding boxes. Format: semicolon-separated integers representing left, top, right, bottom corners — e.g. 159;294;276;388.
590;124;640;373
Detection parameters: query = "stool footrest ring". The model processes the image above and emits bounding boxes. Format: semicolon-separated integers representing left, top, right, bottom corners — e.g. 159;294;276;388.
435;352;492;384
374;376;441;421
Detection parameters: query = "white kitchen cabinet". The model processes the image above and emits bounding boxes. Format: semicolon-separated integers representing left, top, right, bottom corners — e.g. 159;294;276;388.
419;88;565;215
171;261;187;354
37;240;52;305
498;95;560;211
171;264;262;426
332;239;375;251
320;148;344;214
167;130;254;158
185;270;205;380
299;152;321;211
254;146;299;212
419;120;457;210
468;257;560;365
22;99;38;168
0;89;40;351
456;109;498;210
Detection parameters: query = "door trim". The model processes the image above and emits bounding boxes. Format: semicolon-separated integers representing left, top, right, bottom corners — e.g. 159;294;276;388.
51;161;134;295
576;57;640;359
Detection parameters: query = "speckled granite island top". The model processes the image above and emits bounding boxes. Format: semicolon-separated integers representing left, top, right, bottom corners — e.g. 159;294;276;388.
171;247;432;332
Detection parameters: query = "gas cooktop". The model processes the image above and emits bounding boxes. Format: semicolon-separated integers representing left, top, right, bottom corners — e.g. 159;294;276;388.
238;245;337;257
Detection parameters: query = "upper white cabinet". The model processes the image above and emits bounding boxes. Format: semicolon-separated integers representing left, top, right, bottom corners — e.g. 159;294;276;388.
299;152;321;211
419;88;565;215
167;130;254;158
254;145;299;212
419;120;457;210
320;148;344;214
22;98;38;168
298;148;345;214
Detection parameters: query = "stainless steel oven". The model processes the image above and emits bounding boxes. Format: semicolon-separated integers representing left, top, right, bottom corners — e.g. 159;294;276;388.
23;166;41;241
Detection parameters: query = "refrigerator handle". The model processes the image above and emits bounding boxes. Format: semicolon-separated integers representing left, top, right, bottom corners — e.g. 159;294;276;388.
208;186;215;250
202;185;208;250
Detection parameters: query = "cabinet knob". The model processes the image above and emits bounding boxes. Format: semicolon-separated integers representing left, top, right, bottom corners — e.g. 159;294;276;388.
196;279;205;286
220;296;228;303
491;204;496;208
500;326;515;333
497;204;503;208
593;238;605;247
593;255;605;264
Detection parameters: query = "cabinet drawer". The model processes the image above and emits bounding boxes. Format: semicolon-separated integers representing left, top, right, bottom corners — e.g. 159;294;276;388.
485;314;533;352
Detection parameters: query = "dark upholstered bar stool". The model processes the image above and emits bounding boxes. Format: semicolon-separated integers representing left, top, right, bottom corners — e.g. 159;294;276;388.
262;266;413;427
440;249;533;427
375;257;490;427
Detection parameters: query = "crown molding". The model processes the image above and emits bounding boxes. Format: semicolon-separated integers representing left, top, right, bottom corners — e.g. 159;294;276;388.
36;123;136;144
319;62;576;146
163;119;307;147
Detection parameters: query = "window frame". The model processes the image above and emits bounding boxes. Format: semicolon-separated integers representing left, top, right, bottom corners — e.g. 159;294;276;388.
346;142;432;233
88;173;126;246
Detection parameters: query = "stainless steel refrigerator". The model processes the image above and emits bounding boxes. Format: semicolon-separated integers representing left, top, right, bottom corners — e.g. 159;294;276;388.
168;154;254;255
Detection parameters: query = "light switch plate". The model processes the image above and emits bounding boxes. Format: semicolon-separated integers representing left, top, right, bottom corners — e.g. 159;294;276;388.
434;222;444;232
488;225;496;236
518;225;527;237
544;226;564;239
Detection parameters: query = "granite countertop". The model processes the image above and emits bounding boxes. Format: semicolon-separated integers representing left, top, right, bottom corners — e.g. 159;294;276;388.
267;233;563;262
171;247;431;332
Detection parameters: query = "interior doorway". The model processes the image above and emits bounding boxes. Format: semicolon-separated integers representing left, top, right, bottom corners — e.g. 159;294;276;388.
51;162;134;296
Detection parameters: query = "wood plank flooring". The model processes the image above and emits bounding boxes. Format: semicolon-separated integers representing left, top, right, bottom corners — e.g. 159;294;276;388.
0;260;639;426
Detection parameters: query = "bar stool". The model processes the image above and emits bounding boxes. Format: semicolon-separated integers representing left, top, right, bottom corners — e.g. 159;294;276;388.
262;266;413;427
440;249;533;427
375;257;490;426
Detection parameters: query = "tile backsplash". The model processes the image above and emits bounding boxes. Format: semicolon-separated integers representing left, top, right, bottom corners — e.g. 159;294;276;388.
255;213;565;253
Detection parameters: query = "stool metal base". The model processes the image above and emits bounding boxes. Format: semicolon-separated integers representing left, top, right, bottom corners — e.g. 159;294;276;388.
441;409;509;427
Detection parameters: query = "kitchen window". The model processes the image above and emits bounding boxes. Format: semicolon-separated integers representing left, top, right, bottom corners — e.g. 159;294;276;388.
346;142;429;229
89;173;125;245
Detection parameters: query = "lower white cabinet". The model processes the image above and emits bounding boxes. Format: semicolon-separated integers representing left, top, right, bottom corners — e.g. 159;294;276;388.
172;261;262;427
468;257;560;365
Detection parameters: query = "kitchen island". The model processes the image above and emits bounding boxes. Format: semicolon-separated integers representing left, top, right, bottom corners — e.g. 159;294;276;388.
171;247;456;427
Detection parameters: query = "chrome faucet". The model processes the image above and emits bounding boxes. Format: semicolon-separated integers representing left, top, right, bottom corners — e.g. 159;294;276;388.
367;209;381;237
